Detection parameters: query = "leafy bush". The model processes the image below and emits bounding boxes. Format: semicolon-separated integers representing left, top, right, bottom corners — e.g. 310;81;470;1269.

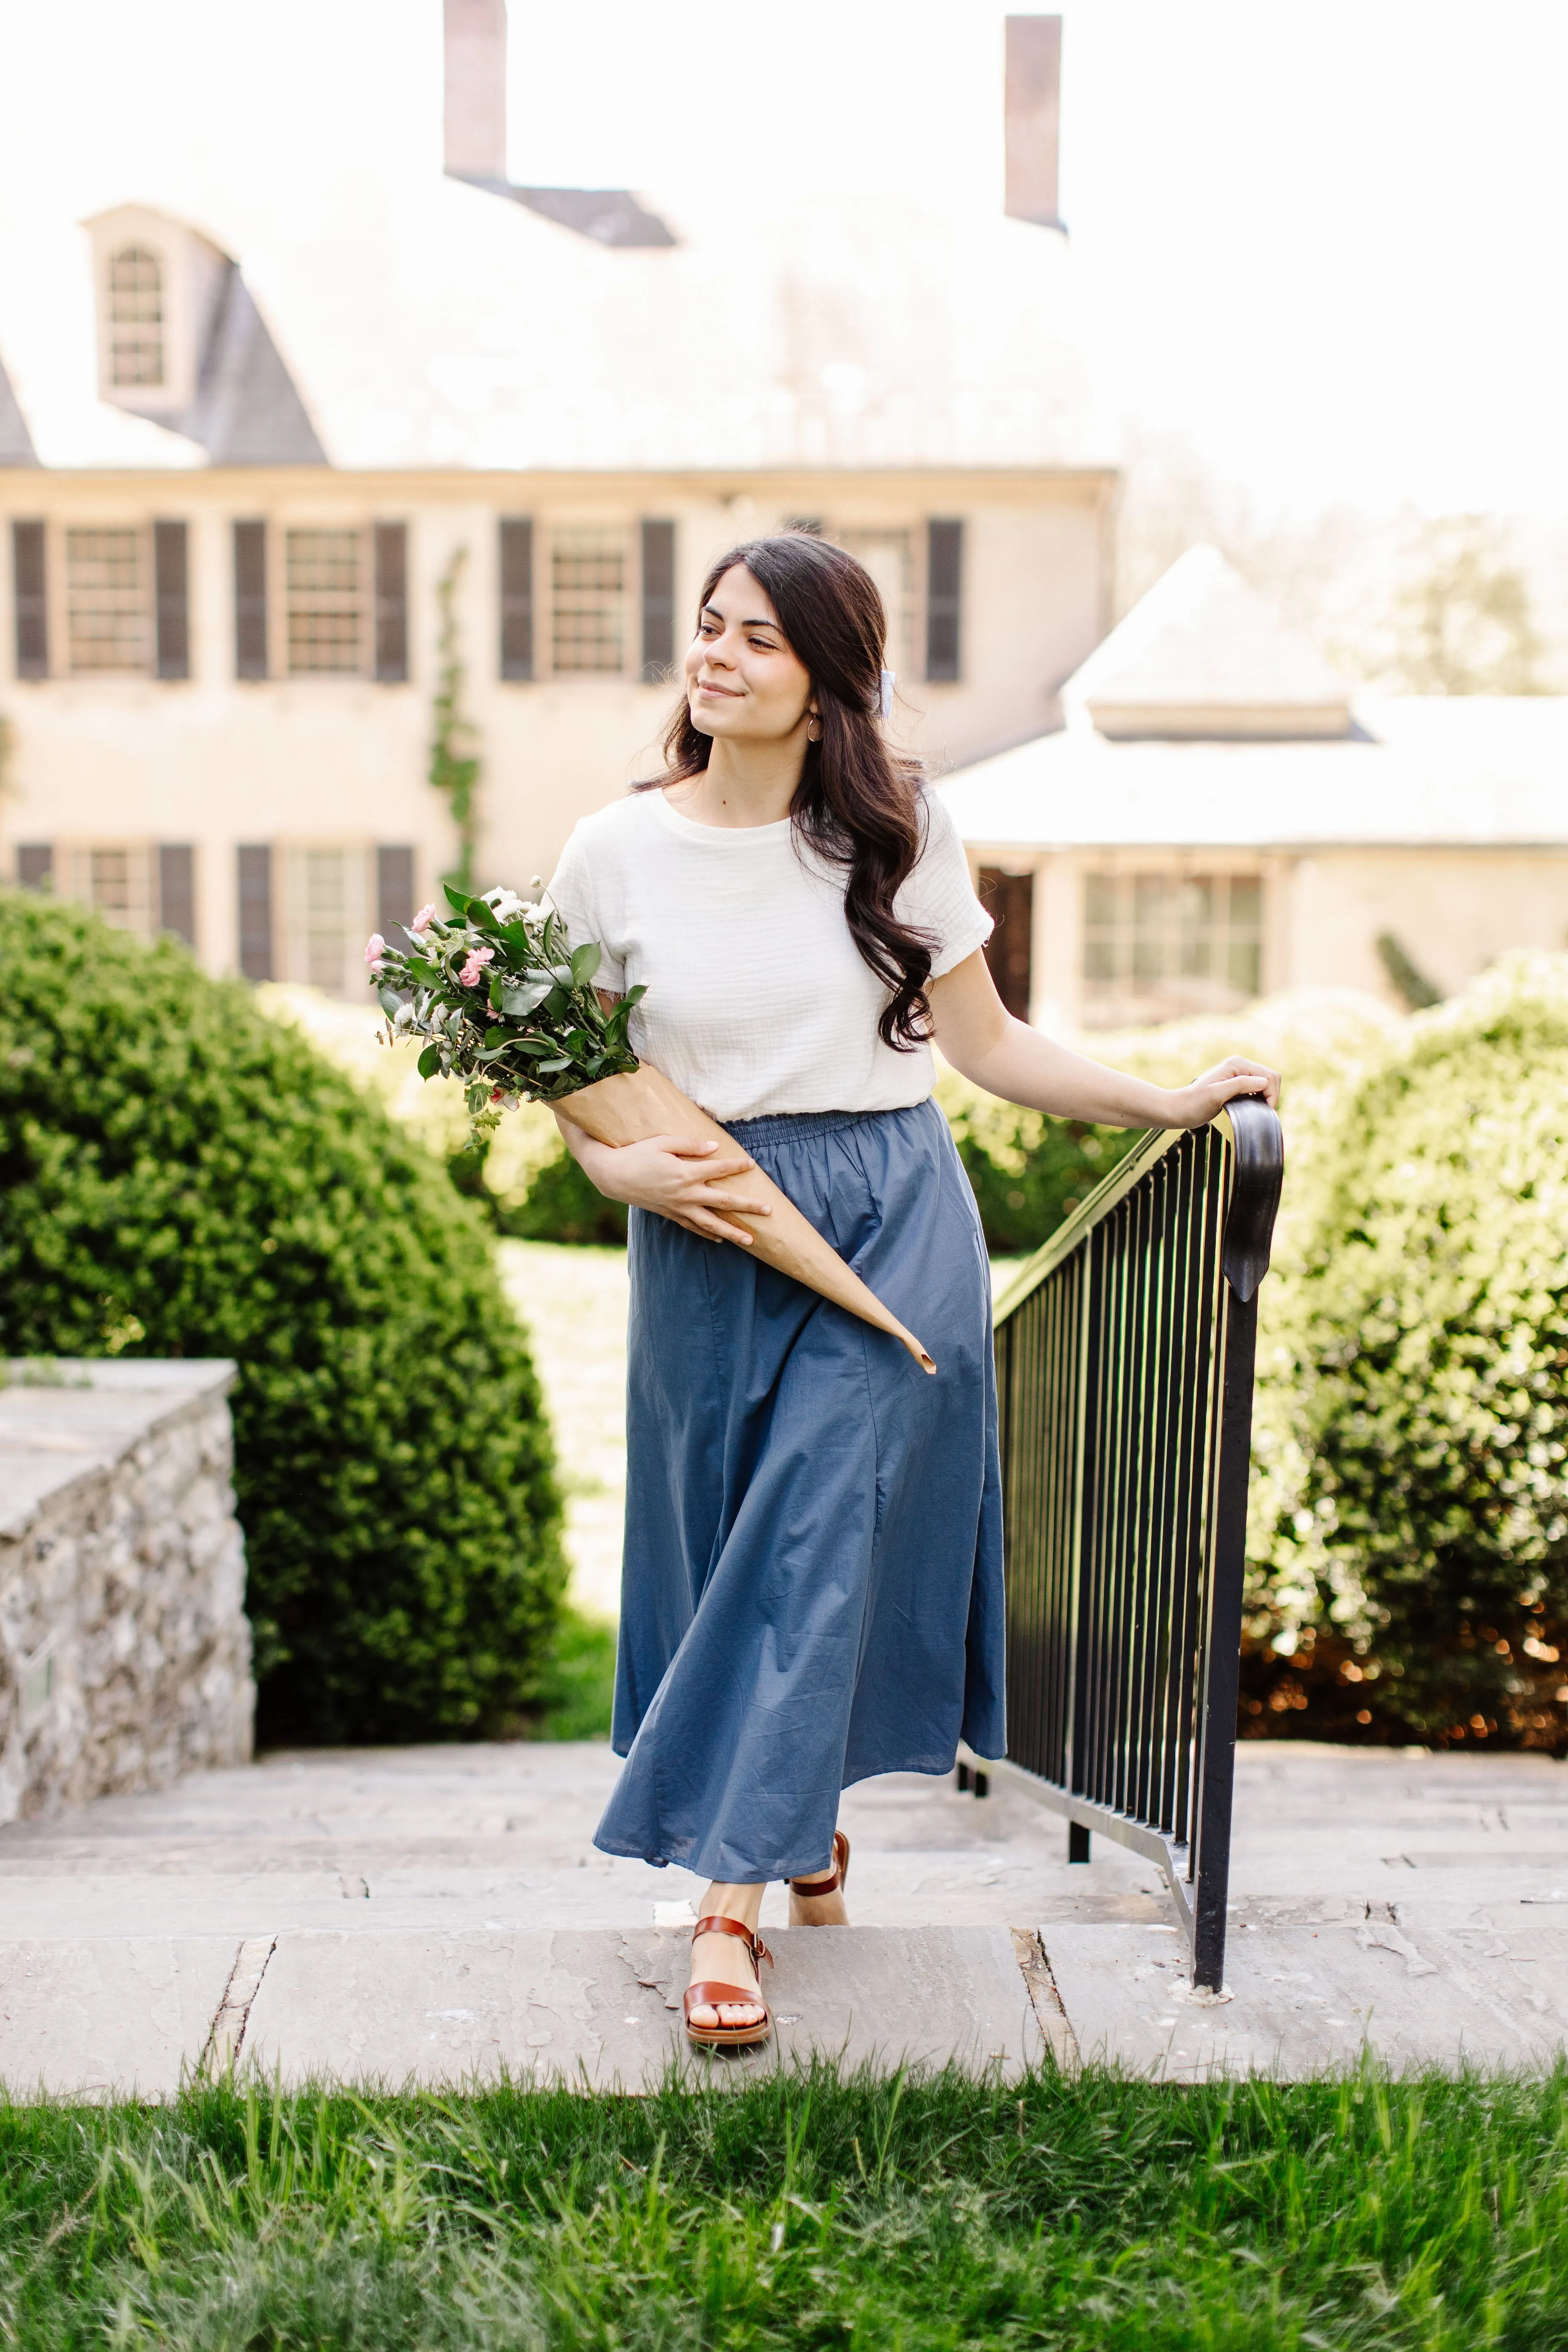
1249;956;1568;1749
0;894;567;1745
935;1071;1141;1254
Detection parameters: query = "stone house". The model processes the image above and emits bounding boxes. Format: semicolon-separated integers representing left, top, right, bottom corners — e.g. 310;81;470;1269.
0;7;1113;993
942;547;1568;1030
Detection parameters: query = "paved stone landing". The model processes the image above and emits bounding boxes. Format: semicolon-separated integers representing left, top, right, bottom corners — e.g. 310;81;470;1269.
0;1741;1565;2092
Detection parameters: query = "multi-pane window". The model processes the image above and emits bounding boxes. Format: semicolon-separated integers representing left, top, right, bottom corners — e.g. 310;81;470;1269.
65;845;155;936
66;528;149;674
282;845;370;995
108;247;163;388
285;530;362;674
1081;871;1264;1028
836;528;914;684
551;526;626;674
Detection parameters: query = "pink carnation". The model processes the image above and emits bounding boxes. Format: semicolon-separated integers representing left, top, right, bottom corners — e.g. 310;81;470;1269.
457;946;495;988
364;932;386;965
410;903;438;934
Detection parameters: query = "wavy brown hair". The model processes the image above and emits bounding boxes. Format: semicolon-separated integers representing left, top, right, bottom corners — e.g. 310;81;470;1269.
640;533;934;1049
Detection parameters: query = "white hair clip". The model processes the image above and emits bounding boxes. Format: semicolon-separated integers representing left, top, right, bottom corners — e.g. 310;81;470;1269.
879;668;896;719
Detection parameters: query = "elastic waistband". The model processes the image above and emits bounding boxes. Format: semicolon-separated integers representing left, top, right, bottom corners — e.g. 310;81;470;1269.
720;1102;927;1150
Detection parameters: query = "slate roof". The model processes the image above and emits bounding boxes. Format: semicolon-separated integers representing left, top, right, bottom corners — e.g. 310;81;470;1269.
183;265;326;466
0;350;36;464
0;173;1105;474
940;695;1568;851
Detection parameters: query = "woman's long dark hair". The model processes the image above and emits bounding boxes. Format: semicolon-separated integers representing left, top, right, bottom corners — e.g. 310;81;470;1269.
639;533;934;1049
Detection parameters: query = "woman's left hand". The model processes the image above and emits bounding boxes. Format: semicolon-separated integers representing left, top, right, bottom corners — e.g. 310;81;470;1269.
1161;1057;1280;1128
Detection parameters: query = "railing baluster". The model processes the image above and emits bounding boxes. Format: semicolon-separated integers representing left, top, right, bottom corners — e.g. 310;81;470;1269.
977;1101;1283;1991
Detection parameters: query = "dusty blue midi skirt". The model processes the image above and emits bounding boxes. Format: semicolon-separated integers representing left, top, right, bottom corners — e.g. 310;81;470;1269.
592;1096;1005;1884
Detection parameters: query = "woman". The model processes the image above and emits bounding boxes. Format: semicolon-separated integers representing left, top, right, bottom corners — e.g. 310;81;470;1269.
549;533;1279;2049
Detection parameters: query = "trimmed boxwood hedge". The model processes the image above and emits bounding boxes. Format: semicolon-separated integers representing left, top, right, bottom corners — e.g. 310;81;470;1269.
1249;956;1568;1749
0;893;566;1746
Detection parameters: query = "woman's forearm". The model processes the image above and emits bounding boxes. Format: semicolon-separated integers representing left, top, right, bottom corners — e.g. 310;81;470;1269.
955;1018;1176;1128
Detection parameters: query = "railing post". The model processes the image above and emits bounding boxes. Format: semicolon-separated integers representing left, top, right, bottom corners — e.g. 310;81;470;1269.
1188;1280;1257;1991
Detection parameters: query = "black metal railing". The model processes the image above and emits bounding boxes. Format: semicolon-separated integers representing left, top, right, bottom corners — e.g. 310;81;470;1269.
961;1099;1283;1991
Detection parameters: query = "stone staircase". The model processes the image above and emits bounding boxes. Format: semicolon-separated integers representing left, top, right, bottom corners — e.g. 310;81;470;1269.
1;1742;1566;2093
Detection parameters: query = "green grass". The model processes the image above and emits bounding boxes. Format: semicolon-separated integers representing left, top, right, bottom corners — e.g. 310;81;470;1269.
531;1607;617;1742
2;2064;1566;2348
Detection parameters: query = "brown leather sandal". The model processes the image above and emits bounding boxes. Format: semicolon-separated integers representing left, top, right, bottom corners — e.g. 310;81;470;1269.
683;1914;775;2050
788;1830;850;1902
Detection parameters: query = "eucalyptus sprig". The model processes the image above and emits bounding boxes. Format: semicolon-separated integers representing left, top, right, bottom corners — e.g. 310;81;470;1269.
367;882;643;1139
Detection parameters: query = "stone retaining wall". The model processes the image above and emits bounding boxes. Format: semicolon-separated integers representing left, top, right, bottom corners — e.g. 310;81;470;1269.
0;1361;254;1822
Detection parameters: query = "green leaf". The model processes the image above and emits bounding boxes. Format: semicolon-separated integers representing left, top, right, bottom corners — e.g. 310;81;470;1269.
466;897;500;932
570;941;602;988
417;1043;441;1079
501;979;553;1018
377;987;404;1018
484;1028;508;1048
442;882;474;917
535;1056;572;1075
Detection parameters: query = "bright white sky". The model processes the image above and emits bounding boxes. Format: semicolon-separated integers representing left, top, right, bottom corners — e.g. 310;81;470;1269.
4;0;1565;517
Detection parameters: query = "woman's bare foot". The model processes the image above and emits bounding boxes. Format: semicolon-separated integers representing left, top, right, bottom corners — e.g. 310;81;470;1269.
687;1881;767;2034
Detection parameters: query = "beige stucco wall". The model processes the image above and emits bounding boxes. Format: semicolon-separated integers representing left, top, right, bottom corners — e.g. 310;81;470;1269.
0;466;1111;979
971;843;1568;1031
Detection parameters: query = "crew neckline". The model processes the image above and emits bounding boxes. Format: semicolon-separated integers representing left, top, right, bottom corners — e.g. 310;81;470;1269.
652;787;794;842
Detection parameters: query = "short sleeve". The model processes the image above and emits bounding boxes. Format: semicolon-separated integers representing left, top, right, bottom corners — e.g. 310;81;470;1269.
545;820;628;993
897;788;994;978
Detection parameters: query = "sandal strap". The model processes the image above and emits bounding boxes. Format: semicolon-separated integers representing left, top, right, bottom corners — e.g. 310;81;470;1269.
692;1914;774;1968
790;1830;849;1897
685;1980;770;2014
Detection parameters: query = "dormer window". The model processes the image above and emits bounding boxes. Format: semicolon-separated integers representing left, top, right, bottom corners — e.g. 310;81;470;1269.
107;247;164;387
87;205;228;418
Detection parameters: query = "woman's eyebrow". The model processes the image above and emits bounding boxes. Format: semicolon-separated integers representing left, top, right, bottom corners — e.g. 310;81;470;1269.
700;603;780;632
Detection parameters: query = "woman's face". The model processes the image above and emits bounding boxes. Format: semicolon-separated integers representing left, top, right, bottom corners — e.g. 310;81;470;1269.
683;566;815;744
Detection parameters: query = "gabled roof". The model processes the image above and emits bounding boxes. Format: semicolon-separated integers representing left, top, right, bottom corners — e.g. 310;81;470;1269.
940;695;1568;851
0;349;37;464
1064;545;1354;739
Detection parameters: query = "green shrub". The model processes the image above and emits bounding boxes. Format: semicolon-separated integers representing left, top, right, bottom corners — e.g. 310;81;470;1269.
0;893;566;1745
1251;955;1568;1749
934;1072;1141;1253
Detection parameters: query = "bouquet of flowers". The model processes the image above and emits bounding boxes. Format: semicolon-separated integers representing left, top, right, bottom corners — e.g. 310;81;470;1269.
368;883;936;1373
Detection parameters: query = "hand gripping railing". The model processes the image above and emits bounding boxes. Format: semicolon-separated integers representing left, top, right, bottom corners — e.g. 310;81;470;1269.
962;1099;1284;1992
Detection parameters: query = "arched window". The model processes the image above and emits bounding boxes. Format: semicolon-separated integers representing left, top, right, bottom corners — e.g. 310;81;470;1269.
107;246;163;387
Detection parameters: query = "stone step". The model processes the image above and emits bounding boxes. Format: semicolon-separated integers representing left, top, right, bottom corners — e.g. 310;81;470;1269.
0;1925;1046;2097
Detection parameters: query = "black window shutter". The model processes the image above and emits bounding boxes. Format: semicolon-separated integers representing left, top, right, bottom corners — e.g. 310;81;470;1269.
374;523;409;683
16;844;52;889
233;520;268;680
640;519;676;681
153;521;190;680
926;518;964;683
157;845;196;946
377;845;415;942
12;520;47;679
499;517;534;681
237;844;273;981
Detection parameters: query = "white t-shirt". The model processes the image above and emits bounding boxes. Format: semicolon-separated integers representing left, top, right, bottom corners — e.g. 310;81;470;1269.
547;784;992;1120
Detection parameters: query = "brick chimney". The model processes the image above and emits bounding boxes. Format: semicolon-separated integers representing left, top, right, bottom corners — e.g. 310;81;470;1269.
1004;15;1064;229
444;0;508;183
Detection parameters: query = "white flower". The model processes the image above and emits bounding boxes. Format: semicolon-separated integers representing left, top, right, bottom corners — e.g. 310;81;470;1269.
483;886;527;923
522;891;555;933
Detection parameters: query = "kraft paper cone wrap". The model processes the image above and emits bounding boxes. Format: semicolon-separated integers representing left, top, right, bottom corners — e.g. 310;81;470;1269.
561;1065;937;1374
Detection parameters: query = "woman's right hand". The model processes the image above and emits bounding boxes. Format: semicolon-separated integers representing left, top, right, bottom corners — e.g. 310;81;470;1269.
556;1121;771;1246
